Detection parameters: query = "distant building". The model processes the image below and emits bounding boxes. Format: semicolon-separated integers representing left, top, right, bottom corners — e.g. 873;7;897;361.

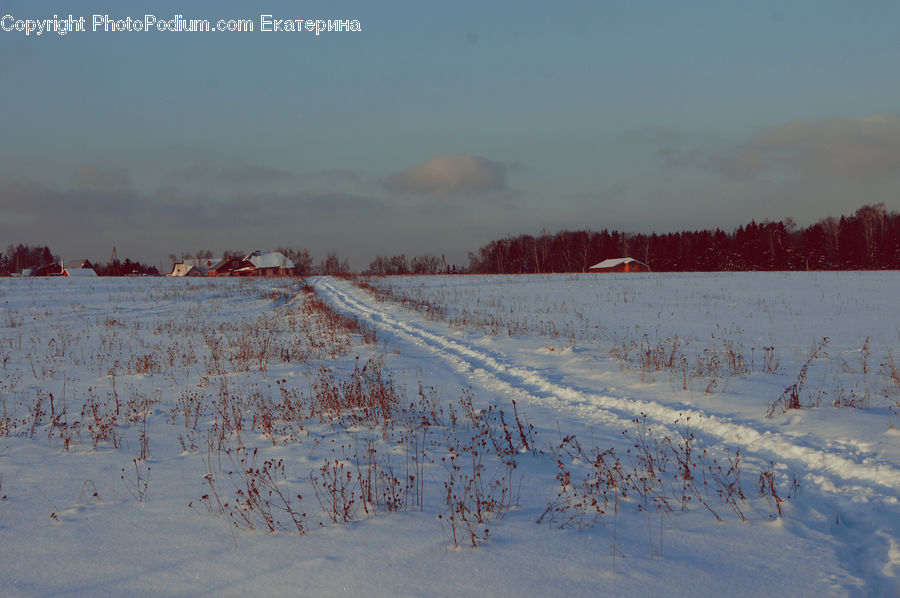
168;252;295;277
63;259;98;277
168;258;214;277
242;251;295;277
588;257;651;273
207;257;244;277
28;258;99;277
32;261;64;276
65;259;92;270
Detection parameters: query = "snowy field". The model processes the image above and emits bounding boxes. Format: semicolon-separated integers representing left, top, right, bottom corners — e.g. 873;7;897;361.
1;273;899;597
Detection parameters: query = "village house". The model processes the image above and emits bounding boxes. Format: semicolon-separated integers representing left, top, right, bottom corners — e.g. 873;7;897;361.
207;257;244;277
243;251;295;276
172;251;295;277
588;257;651;273
28;258;99;277
32;261;64;276
167;258;214;277
62;259;98;277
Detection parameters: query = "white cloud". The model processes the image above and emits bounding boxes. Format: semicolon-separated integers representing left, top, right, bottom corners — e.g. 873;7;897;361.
385;154;507;197
716;114;900;180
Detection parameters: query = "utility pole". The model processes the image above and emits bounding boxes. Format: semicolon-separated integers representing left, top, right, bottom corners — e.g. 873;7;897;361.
110;247;120;276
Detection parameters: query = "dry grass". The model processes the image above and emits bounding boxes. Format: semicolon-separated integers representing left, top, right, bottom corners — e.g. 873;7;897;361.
0;276;805;560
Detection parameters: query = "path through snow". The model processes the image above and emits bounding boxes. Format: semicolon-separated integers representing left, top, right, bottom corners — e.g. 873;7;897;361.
312;276;900;593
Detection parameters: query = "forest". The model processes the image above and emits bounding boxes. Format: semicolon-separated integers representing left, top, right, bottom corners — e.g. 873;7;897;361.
464;204;900;273
3;204;898;276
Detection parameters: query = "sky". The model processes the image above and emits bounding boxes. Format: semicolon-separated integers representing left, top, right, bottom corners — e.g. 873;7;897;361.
2;0;900;270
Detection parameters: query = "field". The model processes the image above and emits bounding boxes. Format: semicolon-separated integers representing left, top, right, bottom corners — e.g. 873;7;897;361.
1;273;899;597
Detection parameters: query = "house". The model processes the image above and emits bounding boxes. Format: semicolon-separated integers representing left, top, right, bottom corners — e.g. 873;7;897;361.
63;259;98;277
32;261;64;276
167;258;214;277
65;259;93;270
207;257;244;277
588;257;651;273
168;251;295;277
242;251;295;277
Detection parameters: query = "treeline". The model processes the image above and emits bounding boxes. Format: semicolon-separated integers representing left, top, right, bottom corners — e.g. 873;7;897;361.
1;245;58;273
96;259;160;276
365;254;450;275
7;204;899;277
1;244;160;276
466;204;900;273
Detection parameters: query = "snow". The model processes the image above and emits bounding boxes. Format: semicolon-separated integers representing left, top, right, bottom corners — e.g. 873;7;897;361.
247;251;294;270
1;273;898;596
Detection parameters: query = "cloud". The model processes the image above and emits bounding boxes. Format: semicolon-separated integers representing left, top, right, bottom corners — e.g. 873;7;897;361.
219;163;294;184
1;177;147;236
385;154;507;197
170;161;295;184
168;161;217;182
0;170;516;270
303;168;365;184
0;175;384;247
618;127;710;170
167;161;367;192
715;114;900;180
72;165;130;188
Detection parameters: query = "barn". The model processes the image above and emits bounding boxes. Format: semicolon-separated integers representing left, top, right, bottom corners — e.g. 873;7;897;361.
588;257;651;273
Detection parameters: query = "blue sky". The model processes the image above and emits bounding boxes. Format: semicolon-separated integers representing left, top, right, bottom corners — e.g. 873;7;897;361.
2;0;900;269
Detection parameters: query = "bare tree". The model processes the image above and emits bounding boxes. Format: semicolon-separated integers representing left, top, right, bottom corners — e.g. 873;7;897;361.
274;247;314;276
367;255;390;275
411;254;442;274
856;203;886;264
820;217;839;254
292;249;313;276
390;254;409;275
194;249;213;260
319;251;350;276
222;249;246;260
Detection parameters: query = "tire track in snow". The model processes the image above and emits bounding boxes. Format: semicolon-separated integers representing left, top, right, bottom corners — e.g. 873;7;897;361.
312;277;900;502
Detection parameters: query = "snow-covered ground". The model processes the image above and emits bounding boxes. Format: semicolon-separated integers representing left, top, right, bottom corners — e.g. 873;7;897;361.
1;273;898;597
